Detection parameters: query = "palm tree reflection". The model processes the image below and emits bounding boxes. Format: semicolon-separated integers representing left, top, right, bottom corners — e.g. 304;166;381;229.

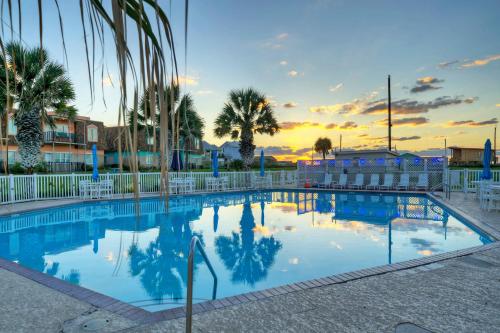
215;195;282;286
128;214;204;301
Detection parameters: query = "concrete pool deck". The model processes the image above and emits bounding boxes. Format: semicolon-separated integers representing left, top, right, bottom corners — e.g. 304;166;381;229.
0;191;499;332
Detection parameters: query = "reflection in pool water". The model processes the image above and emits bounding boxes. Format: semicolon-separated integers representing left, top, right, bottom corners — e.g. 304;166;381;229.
0;191;491;311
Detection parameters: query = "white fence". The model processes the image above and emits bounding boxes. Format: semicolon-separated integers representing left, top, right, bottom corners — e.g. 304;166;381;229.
0;170;297;205
297;157;446;190
445;169;500;193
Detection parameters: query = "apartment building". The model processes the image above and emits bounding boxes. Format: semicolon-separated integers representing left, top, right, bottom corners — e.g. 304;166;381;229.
2;112;105;172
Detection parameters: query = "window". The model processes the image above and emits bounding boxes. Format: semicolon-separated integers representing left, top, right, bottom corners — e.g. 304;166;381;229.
56;124;69;133
87;125;98;142
145;154;153;165
7;117;16;135
44;153;72;163
147;136;154;145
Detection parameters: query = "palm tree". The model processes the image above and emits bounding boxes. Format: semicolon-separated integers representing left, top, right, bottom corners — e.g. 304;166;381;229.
0;42;76;173
314;137;333;160
130;84;204;162
214;88;280;169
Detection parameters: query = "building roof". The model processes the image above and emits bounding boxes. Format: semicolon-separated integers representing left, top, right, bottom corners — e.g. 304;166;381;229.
448;146;484;150
334;149;399;157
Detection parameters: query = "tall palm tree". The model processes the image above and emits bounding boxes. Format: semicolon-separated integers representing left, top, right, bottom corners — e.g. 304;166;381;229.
130;84;204;155
214;88;280;169
314;137;332;160
0;42;76;173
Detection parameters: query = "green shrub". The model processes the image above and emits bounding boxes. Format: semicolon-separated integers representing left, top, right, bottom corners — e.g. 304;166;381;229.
10;162;25;174
34;162;48;173
229;159;244;171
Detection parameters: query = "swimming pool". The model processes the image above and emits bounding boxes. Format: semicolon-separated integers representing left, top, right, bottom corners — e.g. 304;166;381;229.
0;190;491;312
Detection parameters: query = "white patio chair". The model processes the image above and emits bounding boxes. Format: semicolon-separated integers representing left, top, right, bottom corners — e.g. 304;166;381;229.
396;174;410;191
79;180;90;199
379;174;394;190
317;174;333;188
349;173;364;189
415;173;429;191
286;172;297;187
332;174;348;189
205;177;216;192
185;177;195;193
365;174;380;190
99;180;113;198
220;176;229;191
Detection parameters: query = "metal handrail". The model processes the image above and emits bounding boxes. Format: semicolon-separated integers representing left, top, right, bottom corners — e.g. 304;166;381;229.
186;236;218;333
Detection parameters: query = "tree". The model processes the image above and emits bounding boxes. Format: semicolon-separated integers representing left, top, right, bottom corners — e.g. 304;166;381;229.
314;137;333;160
0;42;76;173
130;84;204;157
214;88;279;169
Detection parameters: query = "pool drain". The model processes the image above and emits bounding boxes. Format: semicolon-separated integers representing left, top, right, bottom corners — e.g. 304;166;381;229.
80;318;110;331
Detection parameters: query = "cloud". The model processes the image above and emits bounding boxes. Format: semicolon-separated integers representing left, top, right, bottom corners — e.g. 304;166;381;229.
282;102;297;108
288;70;299;77
375;117;429;127
395;136;421;141
325;123;338;129
446;118;498;127
309;101;361;115
437;60;459;69
339;121;358;130
175;75;199;86
409;77;444;94
460;54;500;68
276;33;289;40
361;96;477;115
279;121;320;130
329;83;343;93
496;104;500;107
279;60;288;66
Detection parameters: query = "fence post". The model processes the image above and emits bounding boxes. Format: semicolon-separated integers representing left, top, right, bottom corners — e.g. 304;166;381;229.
463;169;468;193
9;174;14;202
33;173;38;200
71;173;76;197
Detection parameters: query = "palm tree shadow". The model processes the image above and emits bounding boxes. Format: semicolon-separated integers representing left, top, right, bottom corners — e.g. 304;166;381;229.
215;195;282;287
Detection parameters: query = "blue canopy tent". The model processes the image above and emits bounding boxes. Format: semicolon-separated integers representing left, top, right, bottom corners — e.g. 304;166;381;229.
260;150;265;177
212;150;219;178
91;144;99;181
171;150;184;171
482;139;492;180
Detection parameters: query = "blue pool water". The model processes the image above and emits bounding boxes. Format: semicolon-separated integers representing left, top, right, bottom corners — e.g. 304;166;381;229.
0;190;491;311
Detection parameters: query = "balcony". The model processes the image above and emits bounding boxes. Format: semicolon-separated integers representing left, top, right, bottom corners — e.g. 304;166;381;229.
43;131;78;144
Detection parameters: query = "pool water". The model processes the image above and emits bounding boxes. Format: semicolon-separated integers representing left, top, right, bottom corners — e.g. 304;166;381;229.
0;190;491;311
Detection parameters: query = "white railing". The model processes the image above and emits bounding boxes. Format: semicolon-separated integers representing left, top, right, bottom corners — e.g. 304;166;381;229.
0;170;298;205
444;169;500;193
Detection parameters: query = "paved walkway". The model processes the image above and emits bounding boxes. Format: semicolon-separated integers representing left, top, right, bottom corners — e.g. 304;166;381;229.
0;192;499;333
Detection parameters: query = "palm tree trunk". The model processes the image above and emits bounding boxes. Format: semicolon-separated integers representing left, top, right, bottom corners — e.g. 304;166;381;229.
16;108;43;174
239;129;255;170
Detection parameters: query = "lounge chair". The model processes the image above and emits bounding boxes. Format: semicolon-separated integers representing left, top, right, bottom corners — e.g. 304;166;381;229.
379;174;394;190
317;173;333;188
365;174;380;190
415;173;428;191
396;174;410;191
332;174;348;189
349;173;364;189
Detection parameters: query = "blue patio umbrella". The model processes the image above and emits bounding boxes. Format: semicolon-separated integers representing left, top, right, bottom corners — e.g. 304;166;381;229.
91;144;99;181
260;200;265;226
171;150;183;171
482;139;492;180
260;150;265;177
212;150;219;178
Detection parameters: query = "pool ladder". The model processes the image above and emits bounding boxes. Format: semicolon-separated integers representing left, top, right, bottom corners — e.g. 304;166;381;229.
186;236;218;333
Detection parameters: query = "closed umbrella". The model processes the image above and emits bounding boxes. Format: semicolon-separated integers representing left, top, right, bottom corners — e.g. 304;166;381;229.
91;144;99;181
260;150;265;177
171;150;183;171
482;139;492;180
213;205;219;232
212;150;219;178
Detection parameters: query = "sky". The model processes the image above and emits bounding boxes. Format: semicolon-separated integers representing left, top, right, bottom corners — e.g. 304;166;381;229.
7;0;500;161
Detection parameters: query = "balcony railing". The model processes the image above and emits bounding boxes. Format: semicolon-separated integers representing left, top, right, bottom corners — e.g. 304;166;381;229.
43;131;77;143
